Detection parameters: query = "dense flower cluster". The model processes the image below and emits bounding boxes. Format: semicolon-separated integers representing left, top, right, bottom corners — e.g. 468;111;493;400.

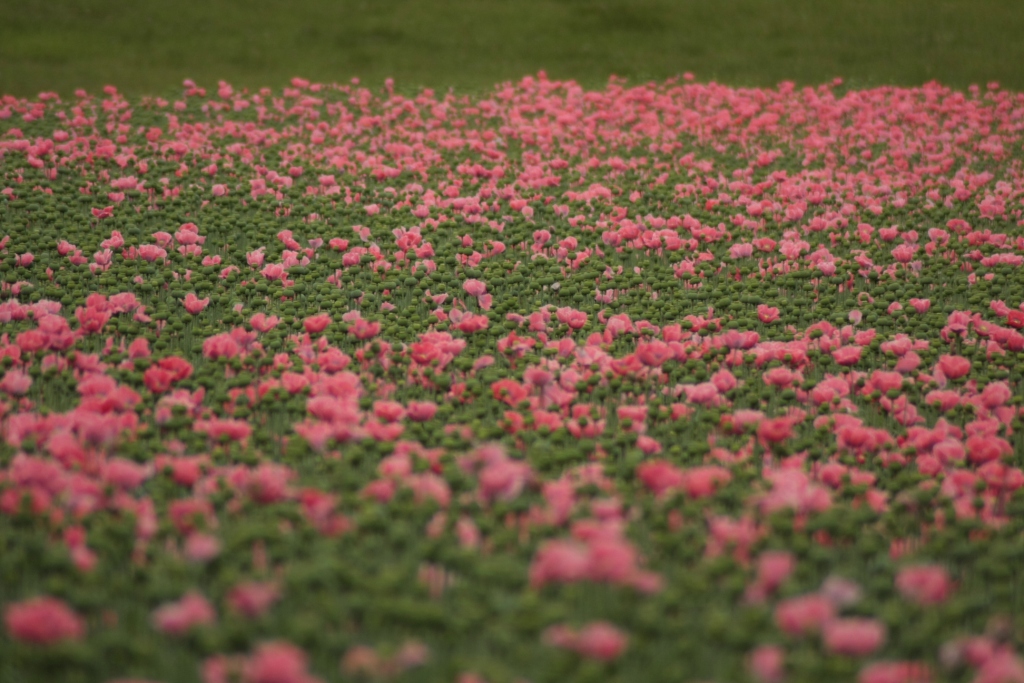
2;73;1024;682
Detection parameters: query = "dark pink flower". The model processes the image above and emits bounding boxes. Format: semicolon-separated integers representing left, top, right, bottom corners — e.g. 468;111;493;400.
896;565;952;605
349;318;381;339
908;298;930;313
243;641;317;683
556;307;588;329
822;618;886;656
973;651;1024;683
0;369;32;396
757;304;780;324
227;582;281;618
635;340;673;367
184;532;222;562
463;279;487;297
774;594;835;635
250;313;281;332
542;621;628;662
151;592;216;635
407;401;438;422
857;661;932;683
4;596;85;645
183;292;210;314
748;645;785;683
303;313;331;335
936;354;971;380
202;333;241;360
138;244;167;262
832;346;863;366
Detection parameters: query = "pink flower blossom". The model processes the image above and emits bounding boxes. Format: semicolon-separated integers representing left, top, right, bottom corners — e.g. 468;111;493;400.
833;346;863;366
183;292;210;314
202;333;241;360
4;596;85;645
757;304;780;324
858;661;932;683
542;621;628;661
909;298;931;313
407;401;438;421
635;340;672;367
463;279;487;297
896;565;953;605
0;369;32;396
303;313;331;334
244;641;319;683
748;645;785;683
936;354;971;380
152;592;216;635
251;312;281;332
822;618;886;657
185;532;223;565
774;594;835;635
227;582;281;618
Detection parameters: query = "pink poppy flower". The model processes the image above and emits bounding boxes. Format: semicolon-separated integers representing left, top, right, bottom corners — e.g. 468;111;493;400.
683;382;719;406
857;661;932;683
936;354;971;380
243;641;317;683
184;532;221;563
636;435;662;455
542;622;628;662
463;279;487;297
973;651;1024;683
637;460;685;496
832;346;863;366
152;592;216;635
758;417;797;444
348;318;381;339
821;576;863;607
407;401;438;422
372;401;406;423
681;466;732;498
102;458;150;489
0;369;32;396
529;540;591;587
478;457;531;503
183;292;210;314
453;314;488;334
763;366;798;388
227;582;281;618
303;313;331;334
556;306;588;329
895;565;952;605
908;298;931;313
4;596;85;645
635;340;673;367
747;551;795;602
757;304;780;324
251;312;281;332
774;594;835;635
822;618;886;656
138;244;167;262
748;645;785;683
729;243;754;259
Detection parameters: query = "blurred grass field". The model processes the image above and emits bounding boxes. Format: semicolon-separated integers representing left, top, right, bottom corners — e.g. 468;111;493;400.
2;0;1024;97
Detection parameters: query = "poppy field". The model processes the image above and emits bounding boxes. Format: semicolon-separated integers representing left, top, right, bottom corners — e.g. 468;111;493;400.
2;74;1024;683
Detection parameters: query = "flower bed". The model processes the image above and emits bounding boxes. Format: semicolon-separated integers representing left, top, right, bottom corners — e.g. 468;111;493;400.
1;74;1024;683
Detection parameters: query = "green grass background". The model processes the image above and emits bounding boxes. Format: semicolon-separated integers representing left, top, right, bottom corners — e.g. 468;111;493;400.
2;0;1024;97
